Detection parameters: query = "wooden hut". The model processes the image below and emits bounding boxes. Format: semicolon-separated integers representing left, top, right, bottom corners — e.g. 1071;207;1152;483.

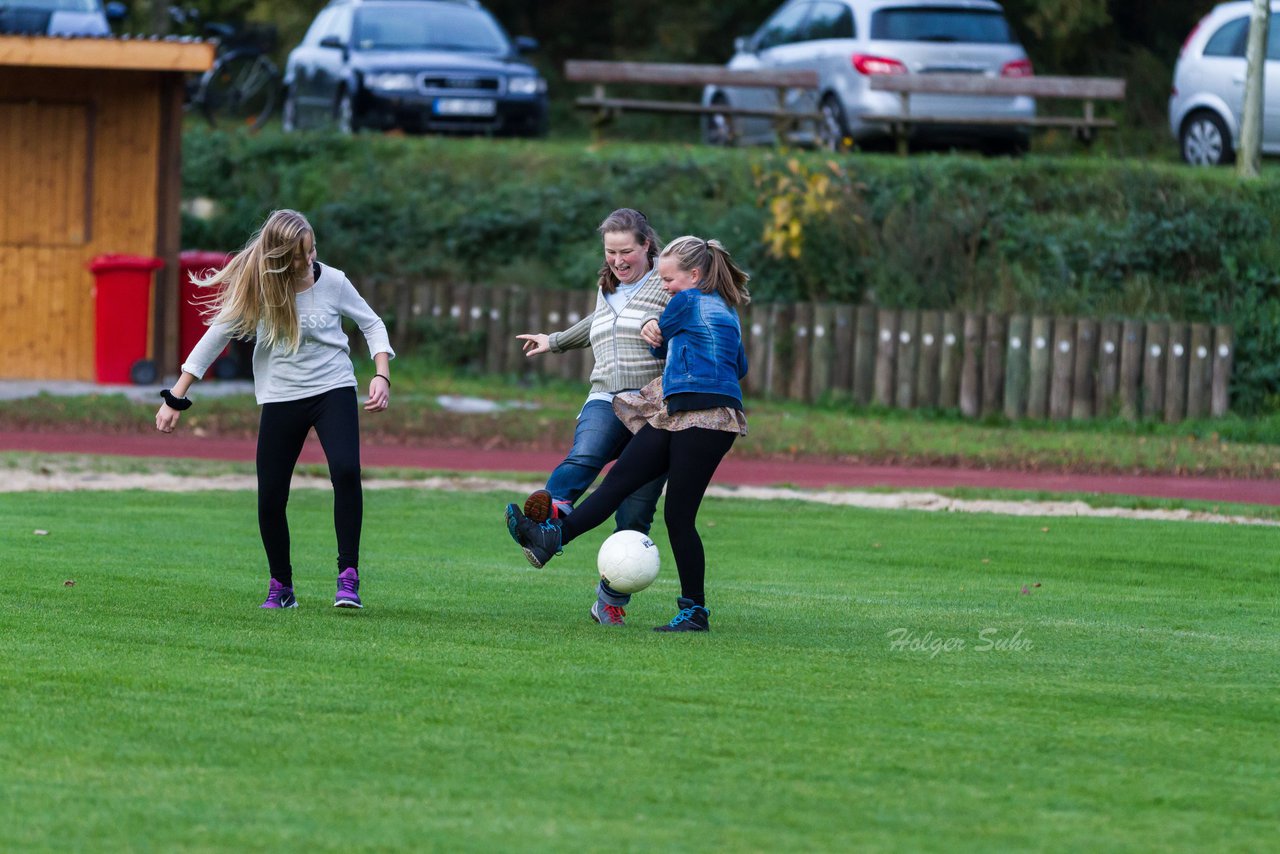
0;35;213;380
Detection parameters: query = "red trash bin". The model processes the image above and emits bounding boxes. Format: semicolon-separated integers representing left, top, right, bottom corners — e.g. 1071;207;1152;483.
88;254;164;384
178;250;233;371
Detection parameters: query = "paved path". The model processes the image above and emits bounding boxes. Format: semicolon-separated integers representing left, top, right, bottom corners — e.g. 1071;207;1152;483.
2;429;1276;505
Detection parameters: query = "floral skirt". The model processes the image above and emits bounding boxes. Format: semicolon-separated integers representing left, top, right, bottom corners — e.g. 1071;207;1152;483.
613;377;748;436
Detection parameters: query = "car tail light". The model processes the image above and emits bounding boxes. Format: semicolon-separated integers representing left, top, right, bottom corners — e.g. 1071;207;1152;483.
852;54;908;75
1000;59;1034;78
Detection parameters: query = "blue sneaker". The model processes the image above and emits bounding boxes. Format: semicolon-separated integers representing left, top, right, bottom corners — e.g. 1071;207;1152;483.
505;504;563;568
590;599;627;626
654;597;710;632
260;578;297;609
334;567;362;608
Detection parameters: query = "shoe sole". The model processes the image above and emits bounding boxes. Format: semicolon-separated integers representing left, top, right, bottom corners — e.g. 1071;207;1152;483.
523;489;553;523
334;599;363;608
261;602;299;609
521;546;546;569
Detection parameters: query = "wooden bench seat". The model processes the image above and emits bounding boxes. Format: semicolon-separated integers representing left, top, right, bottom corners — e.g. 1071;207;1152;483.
564;59;821;144
865;74;1127;154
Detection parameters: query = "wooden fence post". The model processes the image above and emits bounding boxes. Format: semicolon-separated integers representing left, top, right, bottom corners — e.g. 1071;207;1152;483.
504;286;529;374
982;312;1005;417
1142;322;1168;419
916;310;943;409
959;312;984;418
1049;317;1075;421
831;304;855;397
810;303;834;403
1026;316;1052;420
1004;314;1030;419
769;303;795;400
1095;320;1121;417
874;308;898;408
1071;318;1097;420
1163;322;1189;423
744;303;770;398
1186;323;1212;419
789;302;814;402
853;305;877;406
523;287;545;378
1118;319;1144;421
1211;325;1233;416
896;309;920;409
938;312;963;410
559;292;585;382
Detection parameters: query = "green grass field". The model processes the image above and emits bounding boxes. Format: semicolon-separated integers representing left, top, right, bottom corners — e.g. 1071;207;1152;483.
4;488;1277;851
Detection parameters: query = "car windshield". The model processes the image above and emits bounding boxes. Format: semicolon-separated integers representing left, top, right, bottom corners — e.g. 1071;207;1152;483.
2;0;99;10
871;7;1014;44
353;5;509;53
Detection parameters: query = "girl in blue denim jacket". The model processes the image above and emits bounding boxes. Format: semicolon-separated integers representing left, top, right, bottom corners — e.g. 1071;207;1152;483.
507;236;750;632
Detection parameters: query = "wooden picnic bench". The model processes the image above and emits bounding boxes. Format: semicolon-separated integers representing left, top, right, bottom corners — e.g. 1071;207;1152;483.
863;74;1127;154
564;59;822;144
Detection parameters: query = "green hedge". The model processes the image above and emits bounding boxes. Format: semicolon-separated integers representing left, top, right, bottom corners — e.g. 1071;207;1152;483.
181;129;1280;414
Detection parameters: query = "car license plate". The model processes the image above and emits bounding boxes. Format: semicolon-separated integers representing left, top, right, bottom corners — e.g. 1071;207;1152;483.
434;98;496;117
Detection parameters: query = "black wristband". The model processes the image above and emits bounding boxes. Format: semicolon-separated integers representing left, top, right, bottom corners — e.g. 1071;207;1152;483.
374;373;391;387
160;389;193;411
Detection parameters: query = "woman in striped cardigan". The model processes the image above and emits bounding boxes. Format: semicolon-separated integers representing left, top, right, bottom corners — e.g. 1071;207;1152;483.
505;208;670;627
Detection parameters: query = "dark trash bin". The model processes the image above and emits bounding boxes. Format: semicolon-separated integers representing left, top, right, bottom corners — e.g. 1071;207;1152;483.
178;250;237;378
88;254;164;384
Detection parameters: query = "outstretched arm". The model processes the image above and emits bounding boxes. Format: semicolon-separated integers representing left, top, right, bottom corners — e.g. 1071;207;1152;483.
516;332;551;357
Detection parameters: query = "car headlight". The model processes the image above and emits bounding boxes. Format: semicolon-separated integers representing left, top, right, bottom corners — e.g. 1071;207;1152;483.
507;76;546;96
364;72;418;92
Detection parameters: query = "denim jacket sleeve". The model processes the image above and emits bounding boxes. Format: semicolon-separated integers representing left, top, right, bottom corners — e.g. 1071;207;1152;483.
736;339;748;380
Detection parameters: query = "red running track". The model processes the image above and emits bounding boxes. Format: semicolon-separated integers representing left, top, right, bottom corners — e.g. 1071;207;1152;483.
2;429;1276;505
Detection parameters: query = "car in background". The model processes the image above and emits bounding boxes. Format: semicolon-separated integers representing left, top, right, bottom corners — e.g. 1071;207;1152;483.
1170;1;1280;165
0;0;125;36
282;0;548;136
701;0;1033;151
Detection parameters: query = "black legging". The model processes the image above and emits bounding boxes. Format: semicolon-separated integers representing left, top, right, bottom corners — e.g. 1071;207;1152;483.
256;386;362;584
560;424;736;606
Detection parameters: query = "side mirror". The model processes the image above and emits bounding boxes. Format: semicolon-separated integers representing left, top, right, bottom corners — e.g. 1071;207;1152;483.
514;36;539;54
104;2;127;21
734;36;750;54
319;35;346;50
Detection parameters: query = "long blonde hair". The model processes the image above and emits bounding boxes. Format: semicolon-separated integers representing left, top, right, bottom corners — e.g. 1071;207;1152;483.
196;210;314;354
659;235;751;306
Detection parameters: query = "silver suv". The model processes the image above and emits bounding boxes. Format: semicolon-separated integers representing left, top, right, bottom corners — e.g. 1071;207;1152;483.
701;0;1033;150
1170;1;1280;166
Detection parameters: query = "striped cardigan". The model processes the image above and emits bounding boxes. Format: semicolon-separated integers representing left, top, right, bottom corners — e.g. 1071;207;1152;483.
547;269;669;395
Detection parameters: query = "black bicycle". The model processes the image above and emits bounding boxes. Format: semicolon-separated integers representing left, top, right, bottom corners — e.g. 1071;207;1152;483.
170;6;281;130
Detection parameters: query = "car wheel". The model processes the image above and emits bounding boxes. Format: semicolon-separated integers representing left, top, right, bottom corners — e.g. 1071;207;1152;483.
703;93;736;146
819;95;851;152
335;89;356;134
1180;110;1233;166
281;86;299;133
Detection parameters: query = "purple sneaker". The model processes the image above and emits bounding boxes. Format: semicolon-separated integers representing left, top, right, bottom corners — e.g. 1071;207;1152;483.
260;578;297;609
334;567;362;609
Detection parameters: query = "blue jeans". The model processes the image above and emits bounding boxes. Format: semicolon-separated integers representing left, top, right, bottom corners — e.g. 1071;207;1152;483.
545;399;665;535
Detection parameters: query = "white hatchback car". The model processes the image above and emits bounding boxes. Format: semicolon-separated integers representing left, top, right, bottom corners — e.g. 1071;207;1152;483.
1170;1;1280;165
701;0;1034;150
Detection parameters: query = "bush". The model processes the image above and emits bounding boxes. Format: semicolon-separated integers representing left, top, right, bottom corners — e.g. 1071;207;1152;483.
182;129;1280;413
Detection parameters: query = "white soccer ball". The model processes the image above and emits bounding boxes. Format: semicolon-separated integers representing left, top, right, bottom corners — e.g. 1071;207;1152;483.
597;530;660;594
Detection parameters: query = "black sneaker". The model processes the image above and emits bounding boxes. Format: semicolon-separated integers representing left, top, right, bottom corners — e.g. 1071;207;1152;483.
505;504;563;568
653;597;710;632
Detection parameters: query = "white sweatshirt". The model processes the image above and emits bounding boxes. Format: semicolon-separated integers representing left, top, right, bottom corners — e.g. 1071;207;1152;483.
182;263;394;404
